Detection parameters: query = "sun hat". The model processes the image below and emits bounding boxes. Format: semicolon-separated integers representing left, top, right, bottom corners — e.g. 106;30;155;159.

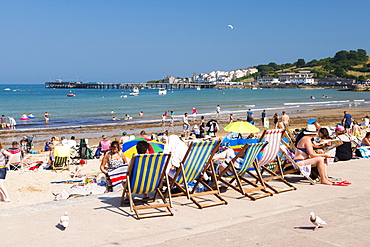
307;119;317;124
122;131;127;135
193;125;198;129
303;124;317;135
335;125;345;132
102;134;107;139
79;159;86;165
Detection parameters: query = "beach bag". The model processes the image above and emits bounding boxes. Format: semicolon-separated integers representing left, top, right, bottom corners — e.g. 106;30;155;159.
95;147;101;157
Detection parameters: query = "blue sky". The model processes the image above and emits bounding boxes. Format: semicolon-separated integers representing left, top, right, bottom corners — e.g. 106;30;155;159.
1;0;369;84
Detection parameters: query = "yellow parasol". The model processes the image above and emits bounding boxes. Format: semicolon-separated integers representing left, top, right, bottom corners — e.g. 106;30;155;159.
224;121;260;133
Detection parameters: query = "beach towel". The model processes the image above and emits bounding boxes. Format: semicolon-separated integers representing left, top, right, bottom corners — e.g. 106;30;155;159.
163;135;188;174
54;145;70;157
357;147;370;158
108;164;128;191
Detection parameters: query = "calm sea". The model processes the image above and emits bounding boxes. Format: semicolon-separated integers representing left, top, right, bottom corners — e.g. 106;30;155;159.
0;84;369;129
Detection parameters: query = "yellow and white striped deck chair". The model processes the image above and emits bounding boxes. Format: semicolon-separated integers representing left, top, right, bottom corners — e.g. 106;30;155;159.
216;142;273;200
53;145;70;171
120;153;173;219
168;140;227;209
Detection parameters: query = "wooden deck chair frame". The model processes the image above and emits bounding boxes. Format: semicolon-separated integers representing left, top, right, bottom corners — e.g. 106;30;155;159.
257;129;297;193
279;144;317;185
120;153;173;219
167;140;227;209
216;142;273;200
53;146;70;171
278;122;296;152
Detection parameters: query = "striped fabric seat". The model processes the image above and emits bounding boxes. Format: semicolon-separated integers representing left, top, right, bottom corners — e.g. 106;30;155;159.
120;153;173;219
53;146;70;171
257;129;297;193
221;142;267;178
168;140;227;209
175;141;218;185
130;153;169;194
216;142;273;200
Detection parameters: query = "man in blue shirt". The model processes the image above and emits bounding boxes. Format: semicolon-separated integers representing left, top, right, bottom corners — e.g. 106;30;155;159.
342;111;353;132
246;109;253;122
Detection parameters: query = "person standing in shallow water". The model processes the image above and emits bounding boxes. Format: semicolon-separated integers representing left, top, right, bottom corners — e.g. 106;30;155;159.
216;105;221;120
44;112;50;124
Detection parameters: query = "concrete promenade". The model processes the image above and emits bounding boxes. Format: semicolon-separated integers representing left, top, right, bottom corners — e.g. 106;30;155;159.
1;158;370;247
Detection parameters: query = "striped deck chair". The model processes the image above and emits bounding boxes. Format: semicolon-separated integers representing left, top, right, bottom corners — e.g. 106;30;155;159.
278;122;296;152
120;153;173;219
279;144;317;185
216;142;273;200
53;146;70;171
167;140;227;209
257;129;297;193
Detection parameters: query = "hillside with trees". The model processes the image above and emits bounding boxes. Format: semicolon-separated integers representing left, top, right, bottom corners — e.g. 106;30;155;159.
236;49;369;82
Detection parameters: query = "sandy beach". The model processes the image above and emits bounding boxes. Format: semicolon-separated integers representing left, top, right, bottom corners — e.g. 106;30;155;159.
1;105;370;246
0;106;369;211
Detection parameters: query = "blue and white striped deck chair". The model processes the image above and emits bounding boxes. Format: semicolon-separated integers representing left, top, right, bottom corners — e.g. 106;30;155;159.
120;153;173;219
258;129;297;193
216;142;273;200
168;140;227;209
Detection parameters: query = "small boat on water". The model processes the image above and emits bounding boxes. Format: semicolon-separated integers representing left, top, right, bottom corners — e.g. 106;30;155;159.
120;95;128;98
67;91;75;97
130;87;139;96
4;88;10;91
158;88;167;95
196;87;201;91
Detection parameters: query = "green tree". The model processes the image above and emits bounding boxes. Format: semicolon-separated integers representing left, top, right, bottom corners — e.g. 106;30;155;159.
333;66;347;77
295;58;306;67
358;75;367;82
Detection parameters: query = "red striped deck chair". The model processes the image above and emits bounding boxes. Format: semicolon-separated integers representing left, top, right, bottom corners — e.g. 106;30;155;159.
257;129;297;193
279;144;317;185
216;142;273;200
167;140;227;209
120;153;173;219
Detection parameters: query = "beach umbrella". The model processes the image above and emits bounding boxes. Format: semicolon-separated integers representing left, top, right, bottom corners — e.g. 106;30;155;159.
121;138;164;158
224;121;260;133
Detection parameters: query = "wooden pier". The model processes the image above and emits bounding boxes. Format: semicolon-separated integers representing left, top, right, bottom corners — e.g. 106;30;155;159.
45;81;217;90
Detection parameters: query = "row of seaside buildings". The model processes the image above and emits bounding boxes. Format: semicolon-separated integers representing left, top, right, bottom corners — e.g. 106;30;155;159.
164;68;355;85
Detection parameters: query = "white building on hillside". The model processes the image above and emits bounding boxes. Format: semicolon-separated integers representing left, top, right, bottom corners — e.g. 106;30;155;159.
278;70;315;84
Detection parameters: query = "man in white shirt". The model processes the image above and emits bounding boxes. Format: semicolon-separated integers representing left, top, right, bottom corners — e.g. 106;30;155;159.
67;136;77;148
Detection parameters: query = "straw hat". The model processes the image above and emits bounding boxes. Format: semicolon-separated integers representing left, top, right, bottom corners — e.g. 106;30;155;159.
102;134;107;139
303;124;317;135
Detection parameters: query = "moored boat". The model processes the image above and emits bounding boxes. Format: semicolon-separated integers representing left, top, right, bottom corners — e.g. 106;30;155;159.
158;88;167;95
